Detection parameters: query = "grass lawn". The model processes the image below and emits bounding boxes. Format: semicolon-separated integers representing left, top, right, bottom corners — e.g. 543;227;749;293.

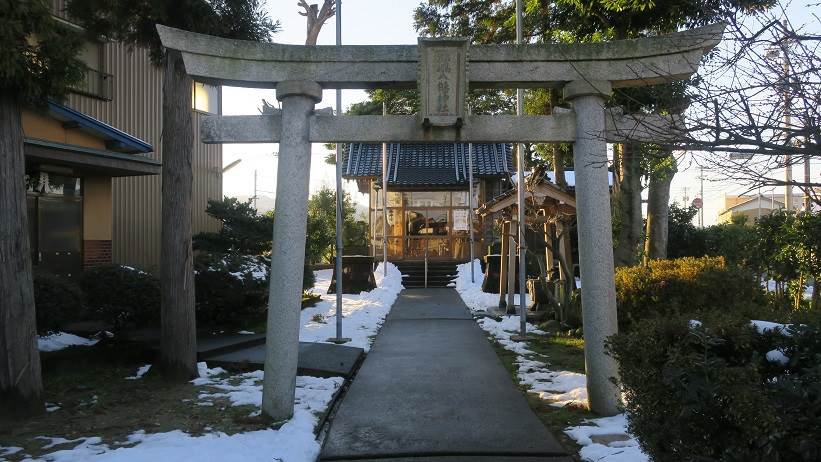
487;333;595;458
0;341;270;461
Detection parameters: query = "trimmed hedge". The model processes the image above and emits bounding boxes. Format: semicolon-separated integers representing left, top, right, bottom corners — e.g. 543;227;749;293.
194;253;269;327
33;270;85;334
608;315;821;462
615;256;766;329
79;265;160;329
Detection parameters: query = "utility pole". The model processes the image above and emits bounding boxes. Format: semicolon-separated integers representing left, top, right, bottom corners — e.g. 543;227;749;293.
783;46;793;212
699;167;704;228
768;22;794;211
758;186;762;219
253;169;258;210
804;146;811;212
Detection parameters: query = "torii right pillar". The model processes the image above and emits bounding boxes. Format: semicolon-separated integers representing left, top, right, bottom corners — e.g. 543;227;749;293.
564;80;621;416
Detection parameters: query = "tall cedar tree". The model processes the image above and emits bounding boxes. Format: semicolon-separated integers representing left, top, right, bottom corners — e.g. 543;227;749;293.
413;0;773;265
0;0;86;420
67;0;279;380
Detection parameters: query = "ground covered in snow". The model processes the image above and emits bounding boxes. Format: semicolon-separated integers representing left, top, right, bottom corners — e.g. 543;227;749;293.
12;262;403;461
0;361;341;462
301;262;403;351
454;261;649;462
37;333;98;353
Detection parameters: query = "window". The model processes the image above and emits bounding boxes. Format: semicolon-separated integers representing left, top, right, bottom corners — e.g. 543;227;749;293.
193;82;221;114
70;41;113;100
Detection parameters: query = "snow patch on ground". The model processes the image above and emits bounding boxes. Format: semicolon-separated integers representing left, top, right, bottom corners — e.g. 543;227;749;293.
192;365;342;418
0;446;23;458
37;333;98;352
11;363;342;462
300;262;403;351
125;365;152;380
454;261;647;462
766;349;790;365
565;414;649;462
453;260;532;312
751;319;791;334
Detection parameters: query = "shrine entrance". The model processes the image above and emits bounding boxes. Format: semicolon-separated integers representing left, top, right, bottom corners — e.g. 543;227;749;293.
156;22;724;419
348;142;512;262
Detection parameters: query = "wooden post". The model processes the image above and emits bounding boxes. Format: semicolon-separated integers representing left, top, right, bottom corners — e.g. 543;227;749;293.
542;210;555;280
557;221;575;290
507;221;516;313
498;220;509;309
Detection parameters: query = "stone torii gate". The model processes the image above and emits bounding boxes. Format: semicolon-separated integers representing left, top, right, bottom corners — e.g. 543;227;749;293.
157;23;723;419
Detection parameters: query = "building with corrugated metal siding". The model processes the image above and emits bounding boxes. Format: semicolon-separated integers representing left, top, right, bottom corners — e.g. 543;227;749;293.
47;2;223;271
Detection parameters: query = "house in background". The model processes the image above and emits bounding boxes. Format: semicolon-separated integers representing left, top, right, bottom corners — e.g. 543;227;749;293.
22;103;160;277
342;143;513;263
717;193;807;225
26;1;224;274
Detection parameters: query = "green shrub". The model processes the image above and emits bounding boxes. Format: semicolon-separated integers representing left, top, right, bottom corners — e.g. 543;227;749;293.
80;265;160;329
194;253;269;327
615;256;765;328
33;270;85;334
608;315;821;462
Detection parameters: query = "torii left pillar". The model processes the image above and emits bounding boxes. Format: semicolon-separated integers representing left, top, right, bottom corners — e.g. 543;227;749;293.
564;80;621;416
262;80;322;421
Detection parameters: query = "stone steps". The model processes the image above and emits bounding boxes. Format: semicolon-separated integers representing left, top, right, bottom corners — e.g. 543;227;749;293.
395;261;459;288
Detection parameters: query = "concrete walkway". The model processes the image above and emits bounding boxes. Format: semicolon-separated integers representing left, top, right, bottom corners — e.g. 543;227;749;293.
319;288;572;462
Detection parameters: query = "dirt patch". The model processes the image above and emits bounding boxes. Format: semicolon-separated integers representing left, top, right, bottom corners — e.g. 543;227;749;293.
0;340;269;461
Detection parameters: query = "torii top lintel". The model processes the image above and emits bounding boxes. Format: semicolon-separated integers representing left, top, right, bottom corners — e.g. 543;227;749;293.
156;23;724;90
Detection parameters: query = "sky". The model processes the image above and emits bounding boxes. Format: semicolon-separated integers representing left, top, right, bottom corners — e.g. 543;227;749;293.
221;0;422;214
221;0;819;225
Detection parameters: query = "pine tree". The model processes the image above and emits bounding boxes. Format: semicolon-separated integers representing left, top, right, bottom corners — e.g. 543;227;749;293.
67;0;279;380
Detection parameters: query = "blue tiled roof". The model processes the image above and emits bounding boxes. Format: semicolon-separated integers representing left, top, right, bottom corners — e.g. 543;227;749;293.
47;101;153;154
343;143;512;187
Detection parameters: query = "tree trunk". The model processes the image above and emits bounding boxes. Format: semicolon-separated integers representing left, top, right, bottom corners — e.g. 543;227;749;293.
159;50;197;381
644;168;673;262
549;90;567;189
613;142;643;266
0;92;44;420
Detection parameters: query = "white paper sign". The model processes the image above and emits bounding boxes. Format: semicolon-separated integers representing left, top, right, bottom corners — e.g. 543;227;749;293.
453;209;470;231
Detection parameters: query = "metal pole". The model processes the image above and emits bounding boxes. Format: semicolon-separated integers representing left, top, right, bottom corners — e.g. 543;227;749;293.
253;169;258;210
515;0;528;340
468;118;476;283
758;186;762;219
382;102;388;277
328;0;349;344
424;245;428;288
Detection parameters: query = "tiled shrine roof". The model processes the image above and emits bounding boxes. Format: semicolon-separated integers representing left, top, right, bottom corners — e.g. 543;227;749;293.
343;143;513;188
